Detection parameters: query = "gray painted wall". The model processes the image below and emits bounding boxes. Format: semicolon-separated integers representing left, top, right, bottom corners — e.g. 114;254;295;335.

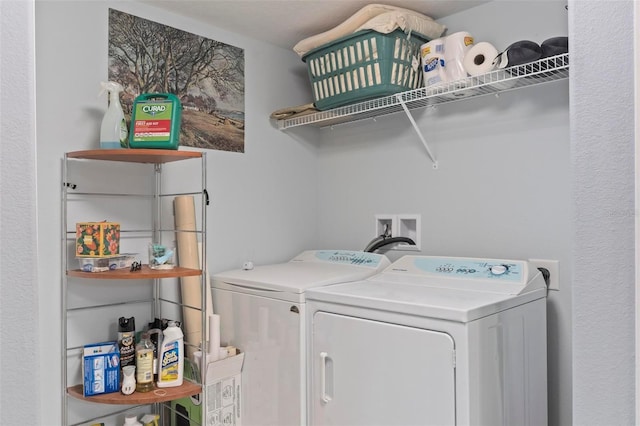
0;0;635;425
313;2;572;425
570;1;635;425
0;1;40;425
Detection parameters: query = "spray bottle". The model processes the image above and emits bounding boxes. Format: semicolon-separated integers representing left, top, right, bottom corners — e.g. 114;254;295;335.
118;316;136;371
99;81;128;149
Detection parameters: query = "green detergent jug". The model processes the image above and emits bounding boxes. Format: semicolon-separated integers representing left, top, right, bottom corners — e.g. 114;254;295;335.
129;93;181;150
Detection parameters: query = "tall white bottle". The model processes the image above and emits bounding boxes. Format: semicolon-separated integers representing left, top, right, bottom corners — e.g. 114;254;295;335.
99;81;128;149
157;321;184;387
123;415;143;426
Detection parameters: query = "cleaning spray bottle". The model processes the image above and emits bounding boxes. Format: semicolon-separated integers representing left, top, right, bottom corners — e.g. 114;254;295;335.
157;321;184;387
99;81;128;149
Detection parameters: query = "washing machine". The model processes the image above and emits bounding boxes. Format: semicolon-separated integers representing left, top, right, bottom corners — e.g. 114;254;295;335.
305;255;548;426
211;250;391;426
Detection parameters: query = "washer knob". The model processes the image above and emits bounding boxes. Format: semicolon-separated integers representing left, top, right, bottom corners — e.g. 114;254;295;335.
490;264;508;275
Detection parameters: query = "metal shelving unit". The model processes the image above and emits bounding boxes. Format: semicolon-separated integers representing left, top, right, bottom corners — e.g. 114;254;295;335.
277;53;569;168
61;149;208;426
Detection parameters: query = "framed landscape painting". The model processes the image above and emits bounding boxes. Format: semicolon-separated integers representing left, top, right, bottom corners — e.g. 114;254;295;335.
108;9;245;152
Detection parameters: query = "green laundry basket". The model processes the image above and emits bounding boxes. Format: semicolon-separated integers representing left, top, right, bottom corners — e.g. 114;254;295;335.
302;29;430;110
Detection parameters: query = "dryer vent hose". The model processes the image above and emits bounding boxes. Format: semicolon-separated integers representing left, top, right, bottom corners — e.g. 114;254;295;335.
364;236;416;253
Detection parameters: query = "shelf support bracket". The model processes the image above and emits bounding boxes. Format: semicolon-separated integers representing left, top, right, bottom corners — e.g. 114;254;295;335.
395;94;438;169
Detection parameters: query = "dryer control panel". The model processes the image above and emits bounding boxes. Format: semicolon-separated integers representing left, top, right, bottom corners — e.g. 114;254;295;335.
290;250;390;268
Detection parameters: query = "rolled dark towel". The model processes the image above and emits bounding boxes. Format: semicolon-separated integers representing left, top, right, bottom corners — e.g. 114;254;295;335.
541;36;569;58
495;40;542;68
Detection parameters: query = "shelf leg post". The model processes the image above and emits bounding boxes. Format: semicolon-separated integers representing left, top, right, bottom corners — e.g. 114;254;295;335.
395;94;438;169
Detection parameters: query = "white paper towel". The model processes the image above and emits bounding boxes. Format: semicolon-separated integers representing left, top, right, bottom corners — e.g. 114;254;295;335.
463;42;498;76
209;314;221;361
420;38;447;87
444;31;474;82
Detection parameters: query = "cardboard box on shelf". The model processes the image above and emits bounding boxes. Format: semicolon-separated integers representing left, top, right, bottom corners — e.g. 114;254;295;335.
83;341;120;397
76;222;120;257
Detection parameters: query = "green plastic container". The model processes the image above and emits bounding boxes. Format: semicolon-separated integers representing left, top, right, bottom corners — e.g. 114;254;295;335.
302;29;430;110
129;93;181;150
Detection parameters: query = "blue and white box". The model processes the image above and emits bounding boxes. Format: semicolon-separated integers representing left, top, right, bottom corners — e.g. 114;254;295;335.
83;341;120;396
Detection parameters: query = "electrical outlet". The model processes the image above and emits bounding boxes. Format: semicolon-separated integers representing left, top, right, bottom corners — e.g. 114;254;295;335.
529;259;559;290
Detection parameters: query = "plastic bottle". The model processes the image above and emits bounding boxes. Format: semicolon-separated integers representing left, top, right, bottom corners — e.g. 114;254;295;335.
123;415;142;426
157;321;184;387
135;332;155;392
140;414;160;426
118;316;136;371
100;81;128;149
146;327;163;381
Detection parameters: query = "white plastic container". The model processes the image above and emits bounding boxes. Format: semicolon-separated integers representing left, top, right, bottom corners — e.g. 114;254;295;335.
123;415;143;426
157;321;184;387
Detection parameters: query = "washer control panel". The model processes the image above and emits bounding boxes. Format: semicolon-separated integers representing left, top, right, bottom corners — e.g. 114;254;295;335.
389;256;526;283
381;256;544;294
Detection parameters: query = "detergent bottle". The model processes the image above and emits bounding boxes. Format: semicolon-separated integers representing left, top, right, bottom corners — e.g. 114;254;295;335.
157;321;184;387
100;81;128;149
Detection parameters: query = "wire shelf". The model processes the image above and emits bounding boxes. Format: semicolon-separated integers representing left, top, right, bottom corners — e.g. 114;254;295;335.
277;53;569;130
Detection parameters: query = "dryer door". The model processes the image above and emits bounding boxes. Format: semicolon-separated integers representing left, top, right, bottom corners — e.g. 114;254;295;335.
311;312;456;426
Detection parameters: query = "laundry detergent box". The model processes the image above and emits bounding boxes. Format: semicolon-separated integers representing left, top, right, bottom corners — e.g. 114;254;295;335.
76;222;120;258
83;341;120;397
129;93;181;150
170;360;202;426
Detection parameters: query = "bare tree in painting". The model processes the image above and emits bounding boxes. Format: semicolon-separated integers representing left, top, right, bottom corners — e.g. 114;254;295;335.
108;9;245;152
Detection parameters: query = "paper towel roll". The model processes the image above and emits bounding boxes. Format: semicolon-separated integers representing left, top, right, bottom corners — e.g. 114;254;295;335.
463;42;498;76
198;241;214;324
444;31;474;82
209;314;221;361
420;39;447;87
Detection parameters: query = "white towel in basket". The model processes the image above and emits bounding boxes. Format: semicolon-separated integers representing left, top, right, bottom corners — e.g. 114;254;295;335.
294;3;446;58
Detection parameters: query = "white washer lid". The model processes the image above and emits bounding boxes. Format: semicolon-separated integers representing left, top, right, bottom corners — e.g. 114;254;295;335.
307;280;546;322
211;250;391;295
306;255;548;322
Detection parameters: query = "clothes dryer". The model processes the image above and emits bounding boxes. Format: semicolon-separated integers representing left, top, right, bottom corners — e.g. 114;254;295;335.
211;250;391;426
305;255;548;426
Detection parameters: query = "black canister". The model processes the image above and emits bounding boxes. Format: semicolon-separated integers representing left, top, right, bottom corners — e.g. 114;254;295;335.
118;316;136;369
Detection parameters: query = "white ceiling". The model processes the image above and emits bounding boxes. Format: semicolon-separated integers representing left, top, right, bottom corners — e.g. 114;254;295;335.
147;0;489;50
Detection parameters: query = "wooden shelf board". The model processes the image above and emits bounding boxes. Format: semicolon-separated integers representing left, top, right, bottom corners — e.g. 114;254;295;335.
66;149;202;164
67;381;201;405
67;265;201;279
